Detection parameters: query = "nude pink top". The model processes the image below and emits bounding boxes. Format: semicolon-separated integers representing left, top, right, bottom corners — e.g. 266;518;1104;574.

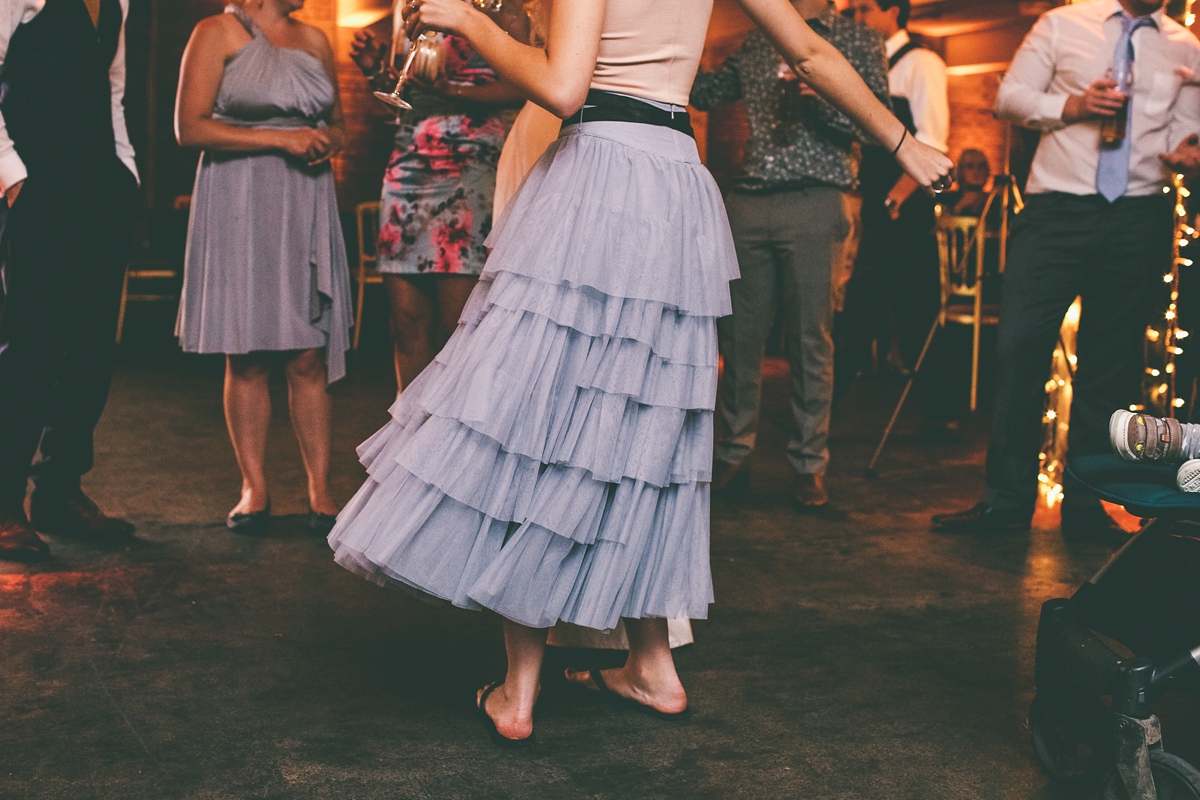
590;0;714;107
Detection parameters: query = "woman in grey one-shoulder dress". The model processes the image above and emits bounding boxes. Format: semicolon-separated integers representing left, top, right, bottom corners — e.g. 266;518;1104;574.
175;0;353;535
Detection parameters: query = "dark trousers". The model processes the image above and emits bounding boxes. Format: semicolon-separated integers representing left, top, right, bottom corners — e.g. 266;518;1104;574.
0;164;138;512
983;192;1173;519
834;193;953;419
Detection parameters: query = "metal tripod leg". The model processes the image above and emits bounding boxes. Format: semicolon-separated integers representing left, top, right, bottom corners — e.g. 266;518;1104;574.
864;316;941;477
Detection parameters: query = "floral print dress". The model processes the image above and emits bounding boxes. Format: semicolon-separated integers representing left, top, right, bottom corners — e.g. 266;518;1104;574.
377;35;514;275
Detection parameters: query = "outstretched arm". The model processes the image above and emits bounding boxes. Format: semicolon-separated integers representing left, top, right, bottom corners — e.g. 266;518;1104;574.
734;0;952;190
404;0;603;119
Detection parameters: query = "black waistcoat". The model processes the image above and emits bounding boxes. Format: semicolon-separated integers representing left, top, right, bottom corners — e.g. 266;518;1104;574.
0;0;123;183
860;41;922;205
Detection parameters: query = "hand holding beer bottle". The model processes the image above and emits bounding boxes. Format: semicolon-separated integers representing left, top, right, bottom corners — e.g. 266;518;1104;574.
1062;75;1127;129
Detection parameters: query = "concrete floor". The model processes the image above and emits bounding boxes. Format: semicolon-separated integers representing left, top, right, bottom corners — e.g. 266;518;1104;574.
2;330;1194;799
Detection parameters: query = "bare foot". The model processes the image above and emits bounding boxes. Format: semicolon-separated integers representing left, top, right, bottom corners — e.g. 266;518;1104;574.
229;486;268;517
477;682;538;741
564;665;688;715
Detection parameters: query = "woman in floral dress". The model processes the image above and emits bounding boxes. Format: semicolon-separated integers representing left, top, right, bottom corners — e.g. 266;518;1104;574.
351;7;526;389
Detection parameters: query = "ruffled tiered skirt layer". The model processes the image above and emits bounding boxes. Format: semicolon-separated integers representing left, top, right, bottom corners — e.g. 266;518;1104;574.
328;121;738;631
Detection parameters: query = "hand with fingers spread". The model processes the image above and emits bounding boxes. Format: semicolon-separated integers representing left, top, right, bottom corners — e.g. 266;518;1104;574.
1162;133;1200;179
350;28;388;75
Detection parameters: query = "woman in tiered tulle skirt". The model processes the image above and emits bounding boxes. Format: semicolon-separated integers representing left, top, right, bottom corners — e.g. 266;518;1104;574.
329;0;954;745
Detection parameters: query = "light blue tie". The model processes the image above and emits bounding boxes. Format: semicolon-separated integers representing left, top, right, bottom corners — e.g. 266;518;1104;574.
1096;12;1157;202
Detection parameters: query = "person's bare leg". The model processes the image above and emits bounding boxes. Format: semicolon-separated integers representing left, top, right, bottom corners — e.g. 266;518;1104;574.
224;353;273;516
564;617;687;714
383;274;437;392
283;348;337;516
434;275;478;347
477;619;546;741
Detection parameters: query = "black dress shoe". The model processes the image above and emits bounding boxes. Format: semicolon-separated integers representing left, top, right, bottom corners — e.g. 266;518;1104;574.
306;507;337;537
1060;502;1129;543
227;500;270;535
0;510;50;562
931;502;1031;534
29;491;135;539
712;460;750;493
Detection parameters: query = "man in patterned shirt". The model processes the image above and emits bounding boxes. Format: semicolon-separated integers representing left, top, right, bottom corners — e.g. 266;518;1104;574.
691;0;890;511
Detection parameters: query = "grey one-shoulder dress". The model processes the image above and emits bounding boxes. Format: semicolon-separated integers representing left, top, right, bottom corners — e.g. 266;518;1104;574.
176;8;352;382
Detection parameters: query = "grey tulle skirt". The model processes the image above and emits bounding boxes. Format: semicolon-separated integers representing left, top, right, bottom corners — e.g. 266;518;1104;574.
327;120;738;631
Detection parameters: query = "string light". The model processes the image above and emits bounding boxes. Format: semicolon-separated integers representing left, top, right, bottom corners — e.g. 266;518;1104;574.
1038;174;1193;507
1038;298;1078;507
1147;173;1191;418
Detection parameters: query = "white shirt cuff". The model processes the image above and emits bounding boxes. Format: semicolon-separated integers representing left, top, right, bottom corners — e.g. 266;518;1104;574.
0;149;27;197
1039;92;1070;130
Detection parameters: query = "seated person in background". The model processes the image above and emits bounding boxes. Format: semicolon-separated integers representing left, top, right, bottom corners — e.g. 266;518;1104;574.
938;148;991;218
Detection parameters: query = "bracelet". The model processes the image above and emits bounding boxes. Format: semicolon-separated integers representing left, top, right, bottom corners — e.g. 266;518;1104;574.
890;127;908;156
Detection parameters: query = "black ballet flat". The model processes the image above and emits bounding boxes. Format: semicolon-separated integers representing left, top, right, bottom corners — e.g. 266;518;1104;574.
476;681;536;749
306;507;338;537
226;500;270;535
577;668;693;721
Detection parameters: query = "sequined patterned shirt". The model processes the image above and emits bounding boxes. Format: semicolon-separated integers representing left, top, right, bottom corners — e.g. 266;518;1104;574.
689;6;890;192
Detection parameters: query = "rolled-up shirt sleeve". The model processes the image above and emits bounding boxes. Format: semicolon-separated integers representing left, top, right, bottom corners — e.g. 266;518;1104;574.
110;0;139;183
995;13;1070;132
0;2;31;196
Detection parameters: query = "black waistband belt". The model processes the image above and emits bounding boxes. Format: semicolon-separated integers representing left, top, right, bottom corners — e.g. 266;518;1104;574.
562;90;694;138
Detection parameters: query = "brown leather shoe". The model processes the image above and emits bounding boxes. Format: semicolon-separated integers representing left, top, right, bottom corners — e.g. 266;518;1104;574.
793;473;829;512
29;491;135;539
0;509;50;562
712;459;750;493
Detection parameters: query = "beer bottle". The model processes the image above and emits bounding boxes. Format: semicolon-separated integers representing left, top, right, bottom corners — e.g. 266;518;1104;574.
1100;66;1131;147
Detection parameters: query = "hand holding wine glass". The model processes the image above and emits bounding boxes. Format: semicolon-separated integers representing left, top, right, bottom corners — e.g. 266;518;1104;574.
894;132;956;197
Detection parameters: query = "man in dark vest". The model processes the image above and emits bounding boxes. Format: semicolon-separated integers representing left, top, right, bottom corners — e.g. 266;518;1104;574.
0;0;140;561
836;0;954;433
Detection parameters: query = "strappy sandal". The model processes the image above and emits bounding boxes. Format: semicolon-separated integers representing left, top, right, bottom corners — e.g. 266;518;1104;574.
476;681;536;748
575;668;692;721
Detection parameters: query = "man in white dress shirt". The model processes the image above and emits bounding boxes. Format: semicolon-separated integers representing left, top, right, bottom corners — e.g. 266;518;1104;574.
933;0;1200;537
837;0;955;431
0;0;140;561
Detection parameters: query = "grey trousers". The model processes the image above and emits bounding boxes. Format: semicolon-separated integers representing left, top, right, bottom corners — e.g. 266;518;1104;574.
715;187;852;476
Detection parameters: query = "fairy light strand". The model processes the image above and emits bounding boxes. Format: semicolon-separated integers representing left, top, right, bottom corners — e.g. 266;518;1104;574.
1037;174;1193;507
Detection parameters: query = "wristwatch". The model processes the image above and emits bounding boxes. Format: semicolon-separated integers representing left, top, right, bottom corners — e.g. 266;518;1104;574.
472;0;503;10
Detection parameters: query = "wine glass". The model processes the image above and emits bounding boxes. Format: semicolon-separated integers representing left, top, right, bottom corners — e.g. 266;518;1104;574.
373;32;431;111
